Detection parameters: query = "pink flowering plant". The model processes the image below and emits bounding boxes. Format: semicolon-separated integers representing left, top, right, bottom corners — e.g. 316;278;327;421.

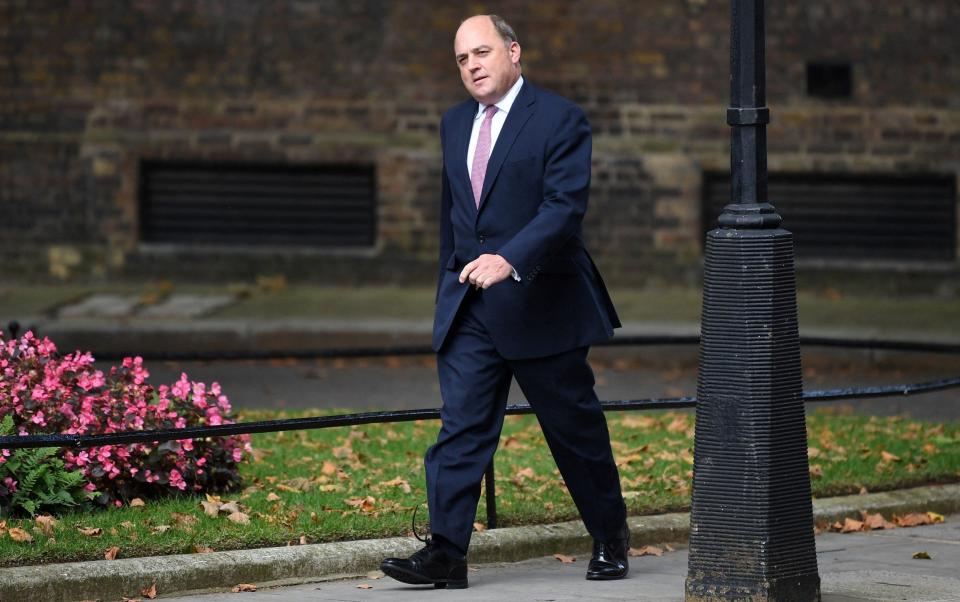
0;330;252;514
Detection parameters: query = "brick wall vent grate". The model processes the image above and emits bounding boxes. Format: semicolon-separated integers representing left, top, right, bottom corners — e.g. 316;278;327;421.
139;161;377;247
702;172;956;261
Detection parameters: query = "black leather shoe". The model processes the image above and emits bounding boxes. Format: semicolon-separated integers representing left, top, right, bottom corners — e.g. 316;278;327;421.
586;522;630;580
381;538;468;589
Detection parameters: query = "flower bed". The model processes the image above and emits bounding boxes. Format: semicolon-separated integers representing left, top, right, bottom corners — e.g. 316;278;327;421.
1;331;251;514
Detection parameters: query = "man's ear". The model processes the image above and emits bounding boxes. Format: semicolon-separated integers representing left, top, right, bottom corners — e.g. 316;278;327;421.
510;41;522;65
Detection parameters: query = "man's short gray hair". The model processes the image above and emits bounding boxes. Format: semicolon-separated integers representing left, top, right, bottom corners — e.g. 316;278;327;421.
489;14;519;47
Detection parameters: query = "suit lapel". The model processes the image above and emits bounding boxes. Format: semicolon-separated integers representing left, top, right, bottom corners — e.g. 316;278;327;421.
454;102;477;202
477;82;536;212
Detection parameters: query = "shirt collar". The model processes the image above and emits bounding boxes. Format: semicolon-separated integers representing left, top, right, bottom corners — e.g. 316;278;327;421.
474;75;524;120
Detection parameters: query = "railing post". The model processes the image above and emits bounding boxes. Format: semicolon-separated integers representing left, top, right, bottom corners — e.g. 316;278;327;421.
685;1;821;600
484;458;498;529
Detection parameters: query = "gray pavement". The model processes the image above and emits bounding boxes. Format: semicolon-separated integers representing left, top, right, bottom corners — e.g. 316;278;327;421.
164;517;960;602
122;345;960;420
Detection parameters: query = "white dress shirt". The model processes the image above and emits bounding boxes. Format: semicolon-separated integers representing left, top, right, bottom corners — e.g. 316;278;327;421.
465;75;525;281
466;75;525;179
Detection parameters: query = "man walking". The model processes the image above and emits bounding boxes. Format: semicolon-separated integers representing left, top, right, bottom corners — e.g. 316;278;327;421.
381;14;629;589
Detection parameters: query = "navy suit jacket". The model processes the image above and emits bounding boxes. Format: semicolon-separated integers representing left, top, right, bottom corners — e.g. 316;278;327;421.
432;80;620;360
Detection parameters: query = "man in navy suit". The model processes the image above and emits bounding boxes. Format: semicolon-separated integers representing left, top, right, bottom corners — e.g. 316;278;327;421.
381;14;629;589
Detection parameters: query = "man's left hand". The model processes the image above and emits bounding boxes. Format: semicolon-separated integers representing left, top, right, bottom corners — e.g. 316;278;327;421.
459;254;514;289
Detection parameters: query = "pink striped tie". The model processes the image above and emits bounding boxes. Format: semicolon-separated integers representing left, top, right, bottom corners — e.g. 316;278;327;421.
471;105;498;208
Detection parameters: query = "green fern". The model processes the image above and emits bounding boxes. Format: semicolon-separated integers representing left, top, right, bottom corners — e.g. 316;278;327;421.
0;415;97;517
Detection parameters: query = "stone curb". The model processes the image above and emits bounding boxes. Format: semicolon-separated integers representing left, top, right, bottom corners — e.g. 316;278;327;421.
1;483;957;601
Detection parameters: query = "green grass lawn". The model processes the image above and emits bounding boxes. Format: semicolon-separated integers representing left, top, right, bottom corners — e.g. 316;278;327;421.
1;409;958;567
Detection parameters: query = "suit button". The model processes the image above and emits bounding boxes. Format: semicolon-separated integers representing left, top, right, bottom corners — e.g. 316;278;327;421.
478;235;486;244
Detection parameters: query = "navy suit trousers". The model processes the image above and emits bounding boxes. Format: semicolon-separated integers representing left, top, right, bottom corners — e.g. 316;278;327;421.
424;289;627;554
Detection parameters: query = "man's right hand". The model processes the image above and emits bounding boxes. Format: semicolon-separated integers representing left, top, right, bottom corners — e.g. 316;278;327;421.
459;254;514;289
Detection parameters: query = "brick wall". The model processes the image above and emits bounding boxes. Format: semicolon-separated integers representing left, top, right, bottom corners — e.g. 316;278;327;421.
1;0;958;286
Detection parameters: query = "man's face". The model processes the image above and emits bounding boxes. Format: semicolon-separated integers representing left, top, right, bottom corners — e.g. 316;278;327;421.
454;16;521;105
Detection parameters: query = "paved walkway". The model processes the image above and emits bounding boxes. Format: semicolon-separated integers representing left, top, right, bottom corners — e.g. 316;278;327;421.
165;517;960;601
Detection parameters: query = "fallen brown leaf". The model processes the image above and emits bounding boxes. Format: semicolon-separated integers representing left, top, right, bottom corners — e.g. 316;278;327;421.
194;545;216;554
266;492;282;502
473;522;486;532
219;501;243;514
880;451;901;462
357;583;373;589
823;287;843;301
120;521;136;530
104;546;120;560
321;461;337;475
366;570;385;580
141;582;157;599
629;545;664;557
621;415;658;429
227;511;250;525
130;498;146;508
896;512;933;528
808;465;823;478
841;518;864;533
912;551;932;559
553;553;576;563
516;467;536;479
344;496;376;513
200;501;220;517
171;513;199;528
666;415;689;433
77;526;103;537
502;436;530;450
861;511;896;530
151;525;172;534
232;583;257;592
9;527;33;543
34;515;58;536
382;476;412;494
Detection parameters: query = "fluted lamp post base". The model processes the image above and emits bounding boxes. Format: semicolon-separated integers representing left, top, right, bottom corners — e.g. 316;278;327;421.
684;228;821;602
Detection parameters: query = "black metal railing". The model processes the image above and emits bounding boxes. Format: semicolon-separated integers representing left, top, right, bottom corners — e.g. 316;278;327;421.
63;335;960;362
1;322;958;528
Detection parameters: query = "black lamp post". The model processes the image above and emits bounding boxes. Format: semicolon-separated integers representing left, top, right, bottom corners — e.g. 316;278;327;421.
684;1;821;600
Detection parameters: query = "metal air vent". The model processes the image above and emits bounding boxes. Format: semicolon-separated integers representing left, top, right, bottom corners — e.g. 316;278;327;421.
140;161;376;247
703;172;956;261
